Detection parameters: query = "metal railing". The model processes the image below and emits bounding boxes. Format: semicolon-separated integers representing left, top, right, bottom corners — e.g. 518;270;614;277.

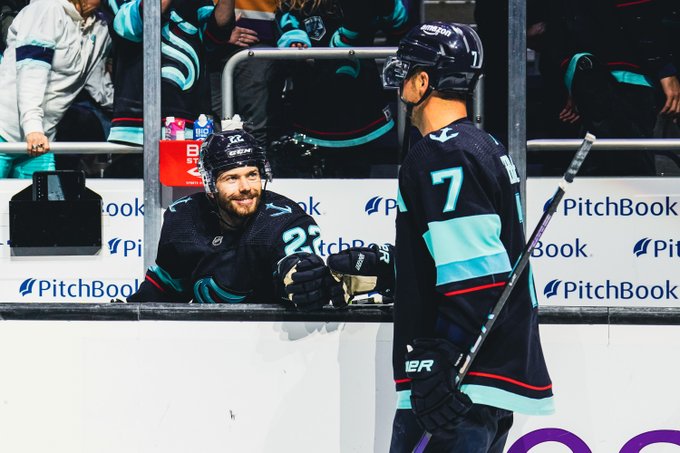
527;138;680;152
221;47;398;120
0;142;141;154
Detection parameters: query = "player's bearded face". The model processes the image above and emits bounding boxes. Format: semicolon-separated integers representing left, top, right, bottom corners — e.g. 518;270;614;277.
215;166;262;218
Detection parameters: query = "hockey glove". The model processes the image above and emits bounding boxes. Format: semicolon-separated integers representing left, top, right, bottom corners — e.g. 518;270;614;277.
326;243;395;301
277;252;345;311
405;338;473;438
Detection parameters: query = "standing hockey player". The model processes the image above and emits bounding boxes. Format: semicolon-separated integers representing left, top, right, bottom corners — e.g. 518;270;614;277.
127;129;341;310
329;21;554;451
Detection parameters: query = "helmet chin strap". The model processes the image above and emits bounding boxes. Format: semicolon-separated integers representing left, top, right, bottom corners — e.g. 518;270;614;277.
398;85;433;162
401;84;434;111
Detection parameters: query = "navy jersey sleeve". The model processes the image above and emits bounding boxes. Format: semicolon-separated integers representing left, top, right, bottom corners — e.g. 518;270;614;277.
127;197;201;302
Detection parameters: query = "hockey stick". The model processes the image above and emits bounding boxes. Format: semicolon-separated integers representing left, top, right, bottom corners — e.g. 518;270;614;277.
412;132;595;453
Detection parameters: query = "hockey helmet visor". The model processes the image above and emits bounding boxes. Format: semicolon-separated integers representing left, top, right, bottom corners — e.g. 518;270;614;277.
382;56;412;89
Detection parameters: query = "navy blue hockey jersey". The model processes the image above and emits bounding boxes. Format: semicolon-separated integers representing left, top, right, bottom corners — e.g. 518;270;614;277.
393;119;554;415
128;191;320;303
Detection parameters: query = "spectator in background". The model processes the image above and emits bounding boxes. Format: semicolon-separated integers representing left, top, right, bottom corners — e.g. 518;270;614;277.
103;0;234;176
656;0;680;139
208;0;284;145
272;0;408;177
0;0;111;178
56;11;115;176
543;0;680;176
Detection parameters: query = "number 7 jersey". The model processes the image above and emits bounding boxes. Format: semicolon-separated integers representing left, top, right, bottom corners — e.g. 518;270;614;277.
393;118;554;415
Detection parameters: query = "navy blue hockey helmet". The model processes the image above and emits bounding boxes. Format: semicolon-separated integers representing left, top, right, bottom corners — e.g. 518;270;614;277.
382;21;484;94
198;129;272;194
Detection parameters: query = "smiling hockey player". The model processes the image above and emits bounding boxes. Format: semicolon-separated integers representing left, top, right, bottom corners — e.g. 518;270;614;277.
128;128;342;309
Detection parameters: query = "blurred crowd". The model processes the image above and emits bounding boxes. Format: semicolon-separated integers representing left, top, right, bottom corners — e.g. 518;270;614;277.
0;0;678;179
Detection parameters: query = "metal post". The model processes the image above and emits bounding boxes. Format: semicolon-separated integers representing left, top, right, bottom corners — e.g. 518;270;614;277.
143;0;162;271
472;74;484;130
508;0;527;224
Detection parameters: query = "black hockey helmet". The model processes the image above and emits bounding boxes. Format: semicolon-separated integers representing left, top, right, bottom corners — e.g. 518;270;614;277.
382;21;484;94
198;129;272;194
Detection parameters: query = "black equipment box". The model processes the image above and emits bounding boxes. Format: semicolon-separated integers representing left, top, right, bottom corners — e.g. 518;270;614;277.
9;171;102;256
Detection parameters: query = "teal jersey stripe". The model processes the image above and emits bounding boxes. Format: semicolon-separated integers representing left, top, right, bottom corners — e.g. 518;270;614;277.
193;278;247;304
108;126;143;145
149;265;185;293
610;70;653;88
528;264;538;308
515;192;523;224
461;384;555;415
396;390;412;409
423;215;510;285
299;120;394;148
397;187;407;212
170;10;198;35
565;53;653;93
207;278;246;303
194;279;216;303
434;252;511;286
423;214;505;264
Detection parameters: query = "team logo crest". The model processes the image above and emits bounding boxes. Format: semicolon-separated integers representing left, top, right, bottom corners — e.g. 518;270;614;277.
304;16;326;41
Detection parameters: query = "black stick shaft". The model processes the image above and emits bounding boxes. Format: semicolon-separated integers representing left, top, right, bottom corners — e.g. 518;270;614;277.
456;132;595;384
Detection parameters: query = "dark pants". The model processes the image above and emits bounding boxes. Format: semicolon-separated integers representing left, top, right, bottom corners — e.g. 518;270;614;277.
210;43;286;145
389;406;513;453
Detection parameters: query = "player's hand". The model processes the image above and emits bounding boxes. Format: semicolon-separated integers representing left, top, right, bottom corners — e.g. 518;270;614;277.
327;243;395;300
277;252;343;311
405;338;473;438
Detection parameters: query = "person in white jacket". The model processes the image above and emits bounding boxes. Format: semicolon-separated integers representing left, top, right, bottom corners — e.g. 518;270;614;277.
0;0;111;178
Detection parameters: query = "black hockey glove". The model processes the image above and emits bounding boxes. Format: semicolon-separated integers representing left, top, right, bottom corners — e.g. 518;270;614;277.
405;338;473;438
326;243;395;301
277;252;345;311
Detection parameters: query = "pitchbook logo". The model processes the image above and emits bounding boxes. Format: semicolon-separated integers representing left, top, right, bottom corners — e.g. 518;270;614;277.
365;196;397;216
108;238;143;257
633;237;680;258
544;279;562;298
18;278;140;298
19;278;36;296
543;278;678;300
